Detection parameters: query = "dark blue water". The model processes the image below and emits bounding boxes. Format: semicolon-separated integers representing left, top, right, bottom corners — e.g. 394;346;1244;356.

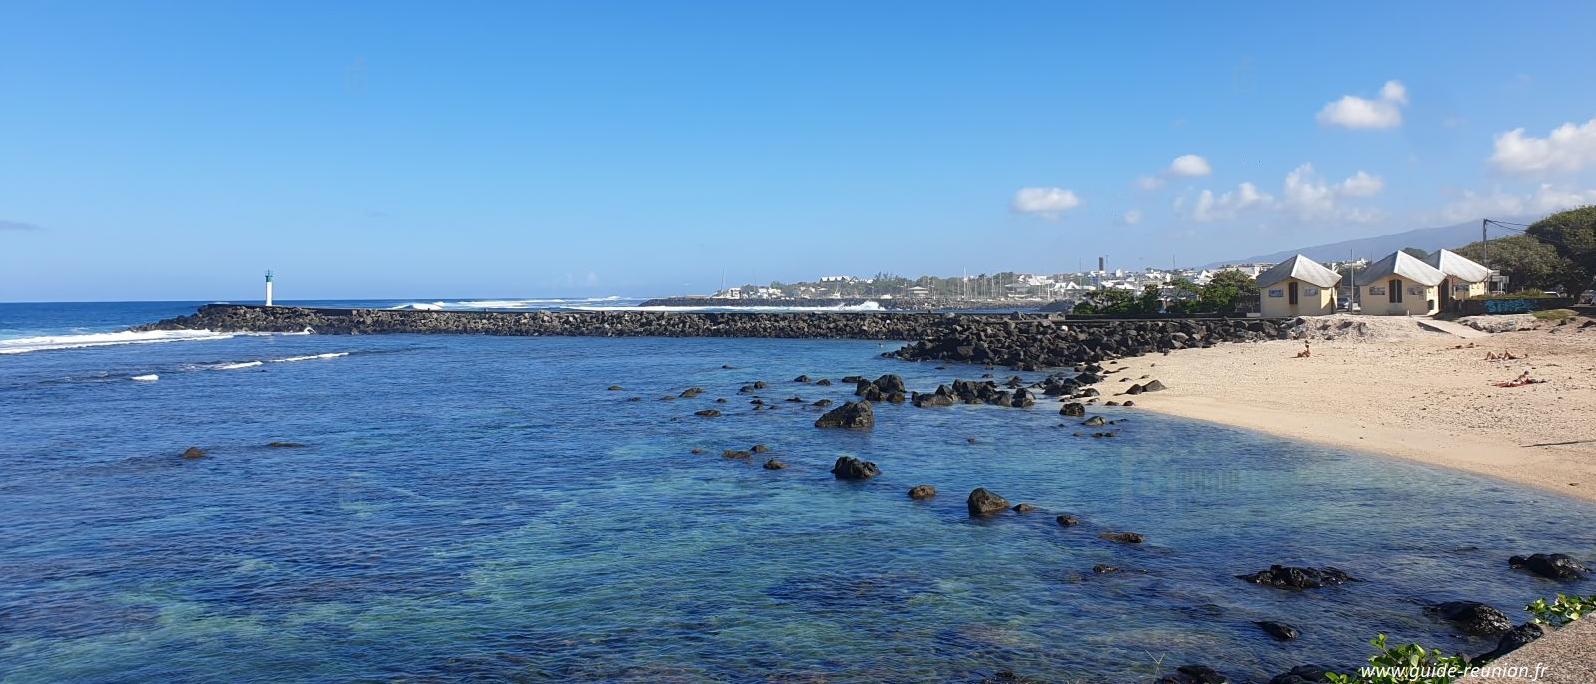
2;304;1593;683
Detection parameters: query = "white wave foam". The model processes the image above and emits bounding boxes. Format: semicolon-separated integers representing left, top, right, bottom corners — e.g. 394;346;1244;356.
214;361;264;370
573;301;887;313
0;329;236;355
270;352;349;363
386;296;631;310
130;374;160;382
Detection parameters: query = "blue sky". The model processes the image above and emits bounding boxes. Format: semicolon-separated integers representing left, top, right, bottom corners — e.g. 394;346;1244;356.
3;2;1596;301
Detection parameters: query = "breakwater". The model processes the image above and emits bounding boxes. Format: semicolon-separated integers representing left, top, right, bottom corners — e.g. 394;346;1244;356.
137;305;1298;368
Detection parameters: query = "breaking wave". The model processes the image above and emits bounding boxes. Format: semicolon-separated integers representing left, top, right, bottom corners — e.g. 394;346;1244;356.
0;330;236;355
386;297;631;311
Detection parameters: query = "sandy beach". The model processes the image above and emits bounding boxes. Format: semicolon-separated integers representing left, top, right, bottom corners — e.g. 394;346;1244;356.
1110;314;1596;503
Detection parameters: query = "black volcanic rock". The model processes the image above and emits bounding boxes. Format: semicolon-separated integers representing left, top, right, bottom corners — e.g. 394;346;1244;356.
815;401;874;429
830;456;880;480
1508;553;1587;580
1237;565;1354;590
966;488;1010;516
1430;601;1512;636
1256;621;1300;641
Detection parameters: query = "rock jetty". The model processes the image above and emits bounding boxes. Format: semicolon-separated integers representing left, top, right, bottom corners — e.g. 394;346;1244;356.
137;307;1296;370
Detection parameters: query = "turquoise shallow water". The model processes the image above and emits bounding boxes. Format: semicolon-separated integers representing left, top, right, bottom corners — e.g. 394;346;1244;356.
2;321;1594;682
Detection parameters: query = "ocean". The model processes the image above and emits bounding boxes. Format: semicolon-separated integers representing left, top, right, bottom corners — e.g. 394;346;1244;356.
2;301;1593;682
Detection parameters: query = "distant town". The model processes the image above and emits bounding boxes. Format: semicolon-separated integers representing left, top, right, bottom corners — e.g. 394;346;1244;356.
702;256;1379;309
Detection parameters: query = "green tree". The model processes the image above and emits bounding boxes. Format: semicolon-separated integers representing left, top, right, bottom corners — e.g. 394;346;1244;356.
1198;270;1258;312
1136;284;1162;313
1454;235;1576;293
1165;278;1202;313
1524;206;1596;293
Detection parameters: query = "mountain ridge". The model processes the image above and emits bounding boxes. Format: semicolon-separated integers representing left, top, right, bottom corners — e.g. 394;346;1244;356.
1207;217;1538;267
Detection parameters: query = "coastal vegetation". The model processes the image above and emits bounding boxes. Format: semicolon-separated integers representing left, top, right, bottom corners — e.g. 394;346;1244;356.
1452;206;1596;294
1071;269;1259;314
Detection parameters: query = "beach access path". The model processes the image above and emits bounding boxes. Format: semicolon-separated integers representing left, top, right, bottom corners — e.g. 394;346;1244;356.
1109;315;1596;503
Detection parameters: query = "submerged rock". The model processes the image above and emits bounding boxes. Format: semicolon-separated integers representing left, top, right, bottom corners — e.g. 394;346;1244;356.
751;444;770;453
814;401;874;429
830;456;880;480
1237;565;1354;589
1470;622;1546;665
607;385;624;391
680;387;704;398
181;446;206;460
1430;601;1512;636
1266;665;1334;684
1156;664;1227;683
265;442;306;448
1099;531;1145;544
966;488;1010;516
1056;514;1081;527
1082;416;1106;427
1256;621;1300;641
694;409;721;417
762;459;788;470
722;449;752;460
1508;553;1587;580
1012;503;1036;513
908;484;937;500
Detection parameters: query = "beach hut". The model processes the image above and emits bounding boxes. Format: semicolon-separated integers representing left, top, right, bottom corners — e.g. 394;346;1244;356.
1423;248;1490;310
1255;254;1342;316
1358;251;1447;315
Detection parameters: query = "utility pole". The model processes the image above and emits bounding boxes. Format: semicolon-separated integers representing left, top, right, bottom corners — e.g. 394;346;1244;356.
1481;219;1490;270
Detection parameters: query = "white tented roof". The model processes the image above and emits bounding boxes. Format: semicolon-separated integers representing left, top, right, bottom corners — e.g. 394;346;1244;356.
1254;254;1342;288
1361;250;1446;287
1423;248;1490;283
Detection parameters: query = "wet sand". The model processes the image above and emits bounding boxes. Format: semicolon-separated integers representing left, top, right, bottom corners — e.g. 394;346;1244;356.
1109;316;1596;503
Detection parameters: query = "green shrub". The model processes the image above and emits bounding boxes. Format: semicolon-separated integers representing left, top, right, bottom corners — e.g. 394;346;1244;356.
1324;634;1469;684
1526;593;1596;627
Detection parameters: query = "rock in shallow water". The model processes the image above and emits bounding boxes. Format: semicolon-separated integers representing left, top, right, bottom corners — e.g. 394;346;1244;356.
966;488;1010;516
1266;665;1334;684
1470;622;1546;665
1156;664;1227;683
762;459;787;470
1236;565;1354;589
1099;531;1145;544
181;446;206;460
814;401;874;429
1430;601;1512;636
1255;620;1300;640
1508;552;1587;580
908;485;936;500
830;456;880;480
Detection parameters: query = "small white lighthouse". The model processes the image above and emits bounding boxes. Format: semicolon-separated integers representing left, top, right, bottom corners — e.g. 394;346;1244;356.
264;270;274;306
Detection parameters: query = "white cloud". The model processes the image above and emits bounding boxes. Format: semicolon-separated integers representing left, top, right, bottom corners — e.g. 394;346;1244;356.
1317;80;1408;129
1136;175;1165;190
1438;184;1596;223
1490;117;1596;175
1012;187;1082;218
1279;164;1385;221
1122;209;1143;225
1380;80;1408;105
1188;182;1272;222
1182;164;1383;224
1168;154;1212;177
1338;170;1384;197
